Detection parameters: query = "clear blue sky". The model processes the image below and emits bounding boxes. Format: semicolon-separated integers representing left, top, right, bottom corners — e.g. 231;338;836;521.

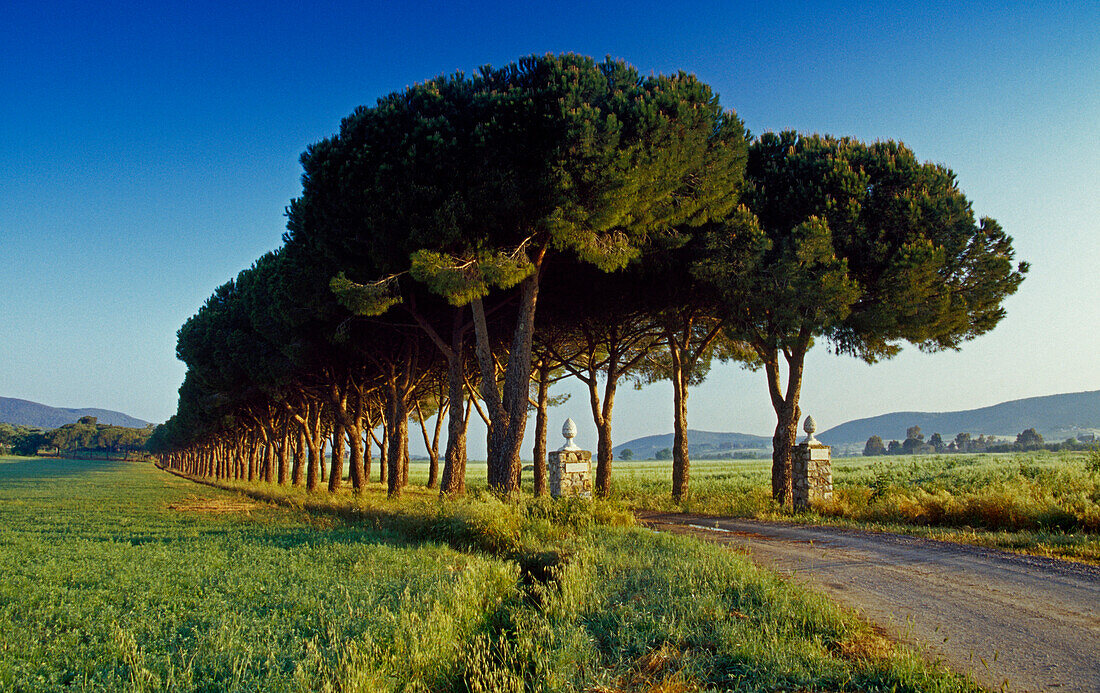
2;1;1097;451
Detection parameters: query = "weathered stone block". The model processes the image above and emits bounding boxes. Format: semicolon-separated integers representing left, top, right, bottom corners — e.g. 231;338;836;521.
549;449;592;499
792;443;832;510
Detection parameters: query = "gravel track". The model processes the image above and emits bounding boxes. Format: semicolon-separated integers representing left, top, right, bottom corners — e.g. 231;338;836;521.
636;512;1100;692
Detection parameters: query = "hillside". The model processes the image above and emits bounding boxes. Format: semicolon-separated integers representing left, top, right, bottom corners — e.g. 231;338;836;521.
817;390;1100;447
612;430;771;460
0;397;150;429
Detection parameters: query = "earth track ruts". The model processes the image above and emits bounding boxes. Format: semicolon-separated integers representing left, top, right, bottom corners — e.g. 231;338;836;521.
636;512;1100;693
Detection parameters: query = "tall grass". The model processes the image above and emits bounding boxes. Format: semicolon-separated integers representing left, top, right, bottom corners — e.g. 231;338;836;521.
608;451;1100;563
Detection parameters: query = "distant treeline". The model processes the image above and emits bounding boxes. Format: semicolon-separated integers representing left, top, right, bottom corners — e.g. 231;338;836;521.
863;426;1096;456
0;417;154;458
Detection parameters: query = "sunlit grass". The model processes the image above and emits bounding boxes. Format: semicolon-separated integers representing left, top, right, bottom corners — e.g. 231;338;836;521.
602;451;1100;563
0;455;977;691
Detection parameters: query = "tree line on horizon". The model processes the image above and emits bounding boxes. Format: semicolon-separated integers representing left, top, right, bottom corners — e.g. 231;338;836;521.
149;53;1026;503
863;425;1092;456
0;417;153;458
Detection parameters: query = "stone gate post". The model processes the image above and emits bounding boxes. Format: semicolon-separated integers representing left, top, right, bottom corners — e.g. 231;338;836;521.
548;418;593;499
793;415;833;510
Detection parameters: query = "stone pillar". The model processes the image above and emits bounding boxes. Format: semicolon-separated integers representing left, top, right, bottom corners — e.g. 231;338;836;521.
549;418;593;499
549;449;593;498
793;415;833;510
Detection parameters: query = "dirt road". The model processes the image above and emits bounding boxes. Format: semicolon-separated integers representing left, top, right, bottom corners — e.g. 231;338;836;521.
637;512;1100;692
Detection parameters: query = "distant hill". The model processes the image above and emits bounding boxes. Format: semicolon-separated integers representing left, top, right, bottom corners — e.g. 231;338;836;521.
613;430;771;460
817;390;1100;449
0;397;150;429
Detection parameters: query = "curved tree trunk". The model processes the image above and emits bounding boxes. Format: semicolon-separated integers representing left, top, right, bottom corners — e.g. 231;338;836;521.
593;373;618;498
306;402;322;492
474;267;541;495
764;344;807;506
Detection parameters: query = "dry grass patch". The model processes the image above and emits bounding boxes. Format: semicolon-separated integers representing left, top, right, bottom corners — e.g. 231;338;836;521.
831;624;895;662
590;643;700;693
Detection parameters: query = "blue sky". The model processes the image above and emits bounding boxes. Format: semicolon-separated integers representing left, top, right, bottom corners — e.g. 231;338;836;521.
1;1;1097;450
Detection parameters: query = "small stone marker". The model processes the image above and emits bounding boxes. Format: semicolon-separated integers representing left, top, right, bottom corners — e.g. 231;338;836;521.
549;418;592;499
793;414;833;510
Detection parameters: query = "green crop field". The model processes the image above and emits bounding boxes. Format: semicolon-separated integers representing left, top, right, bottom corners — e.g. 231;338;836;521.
0;455;977;691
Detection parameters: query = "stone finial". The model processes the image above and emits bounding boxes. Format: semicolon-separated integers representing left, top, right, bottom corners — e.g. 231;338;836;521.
803;415;819;444
560;418;581;451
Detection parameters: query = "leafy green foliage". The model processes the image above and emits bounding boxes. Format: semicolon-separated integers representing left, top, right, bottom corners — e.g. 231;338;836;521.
408;249;534;306
1015;427;1044;451
863;435;886;456
328;271;403;316
287;53;746;305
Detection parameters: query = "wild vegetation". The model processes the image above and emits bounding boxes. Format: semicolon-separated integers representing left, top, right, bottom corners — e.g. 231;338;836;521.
149;53;1025;507
0;455;978;691
607;450;1100;564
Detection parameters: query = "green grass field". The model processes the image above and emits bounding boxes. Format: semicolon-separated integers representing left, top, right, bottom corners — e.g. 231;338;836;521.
0;455;976;691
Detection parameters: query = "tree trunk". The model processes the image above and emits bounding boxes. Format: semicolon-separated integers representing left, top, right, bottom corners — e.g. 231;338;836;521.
765;346;806;506
427;405;443;489
474;268;541;494
439;331;468;497
378;423;388;485
670;344;690;502
306;404;322;492
416;399;442;490
261;444;273;484
247;438;257;481
532;360;550;496
277;428;289;485
771;405;798;506
362;421;373;484
385;382;409;498
347;416;364;492
593;375;618;499
329;422;345;492
292;428;305;486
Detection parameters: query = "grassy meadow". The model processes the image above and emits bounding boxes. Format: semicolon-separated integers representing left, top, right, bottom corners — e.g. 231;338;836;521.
591;450;1100;564
0;455;977;692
